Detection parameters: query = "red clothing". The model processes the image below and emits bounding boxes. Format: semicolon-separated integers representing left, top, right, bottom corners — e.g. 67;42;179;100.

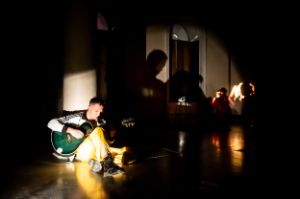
211;96;232;118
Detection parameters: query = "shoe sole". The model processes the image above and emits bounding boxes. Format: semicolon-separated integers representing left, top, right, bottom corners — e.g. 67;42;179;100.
103;169;125;177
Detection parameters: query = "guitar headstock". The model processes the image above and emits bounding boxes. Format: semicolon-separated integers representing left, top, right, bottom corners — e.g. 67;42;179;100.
98;118;107;127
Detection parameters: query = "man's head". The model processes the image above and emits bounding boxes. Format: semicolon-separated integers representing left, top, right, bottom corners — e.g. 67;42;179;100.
216;88;227;98
87;97;105;120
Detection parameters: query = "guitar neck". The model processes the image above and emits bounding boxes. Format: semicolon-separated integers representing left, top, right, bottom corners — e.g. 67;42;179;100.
79;122;95;134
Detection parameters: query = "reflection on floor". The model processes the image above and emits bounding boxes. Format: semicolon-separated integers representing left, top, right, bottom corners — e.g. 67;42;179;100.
0;121;258;198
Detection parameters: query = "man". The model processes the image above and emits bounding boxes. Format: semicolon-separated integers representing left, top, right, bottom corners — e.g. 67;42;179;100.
47;97;124;177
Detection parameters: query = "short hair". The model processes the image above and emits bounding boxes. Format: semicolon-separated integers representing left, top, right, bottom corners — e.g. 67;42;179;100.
218;87;227;94
89;97;105;106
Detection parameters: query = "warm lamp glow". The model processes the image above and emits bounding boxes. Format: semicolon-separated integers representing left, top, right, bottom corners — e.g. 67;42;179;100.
63;69;97;110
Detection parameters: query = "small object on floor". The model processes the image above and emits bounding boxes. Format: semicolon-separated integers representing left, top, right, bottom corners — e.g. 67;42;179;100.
88;159;103;173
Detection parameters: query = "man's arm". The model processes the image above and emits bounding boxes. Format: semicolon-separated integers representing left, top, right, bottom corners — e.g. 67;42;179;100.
47;112;85;139
47;118;65;132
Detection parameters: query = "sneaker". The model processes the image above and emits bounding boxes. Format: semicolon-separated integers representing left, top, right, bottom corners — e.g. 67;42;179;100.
103;167;125;177
102;156;125;177
88;159;103;173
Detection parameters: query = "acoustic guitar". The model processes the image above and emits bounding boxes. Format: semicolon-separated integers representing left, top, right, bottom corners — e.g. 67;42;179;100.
51;122;94;157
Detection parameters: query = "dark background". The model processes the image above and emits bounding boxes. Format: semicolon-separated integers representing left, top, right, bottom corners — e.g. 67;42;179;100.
1;2;271;168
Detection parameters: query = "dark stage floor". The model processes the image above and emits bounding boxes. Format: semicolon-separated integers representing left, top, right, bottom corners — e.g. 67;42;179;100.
0;118;259;198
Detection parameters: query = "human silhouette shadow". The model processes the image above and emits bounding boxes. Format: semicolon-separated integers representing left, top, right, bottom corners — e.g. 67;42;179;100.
137;49;168;119
168;70;209;127
241;80;256;129
127;49;168;160
240;80;256;152
169;70;206;102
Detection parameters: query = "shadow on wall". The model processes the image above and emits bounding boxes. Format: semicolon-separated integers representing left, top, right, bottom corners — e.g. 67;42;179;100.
137;49;168;118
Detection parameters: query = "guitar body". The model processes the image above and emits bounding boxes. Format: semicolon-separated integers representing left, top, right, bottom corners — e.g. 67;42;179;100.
51;122;93;157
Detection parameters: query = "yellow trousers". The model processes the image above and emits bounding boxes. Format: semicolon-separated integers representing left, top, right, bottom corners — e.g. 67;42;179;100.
75;127;110;162
75;127;126;164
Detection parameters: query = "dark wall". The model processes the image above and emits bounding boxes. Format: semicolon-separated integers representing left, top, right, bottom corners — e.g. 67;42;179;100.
2;2;65;165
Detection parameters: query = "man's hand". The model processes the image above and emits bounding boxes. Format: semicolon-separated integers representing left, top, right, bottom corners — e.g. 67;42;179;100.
67;127;84;139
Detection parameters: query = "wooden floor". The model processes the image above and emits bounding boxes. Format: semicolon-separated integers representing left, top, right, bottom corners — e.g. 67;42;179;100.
0;119;258;198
